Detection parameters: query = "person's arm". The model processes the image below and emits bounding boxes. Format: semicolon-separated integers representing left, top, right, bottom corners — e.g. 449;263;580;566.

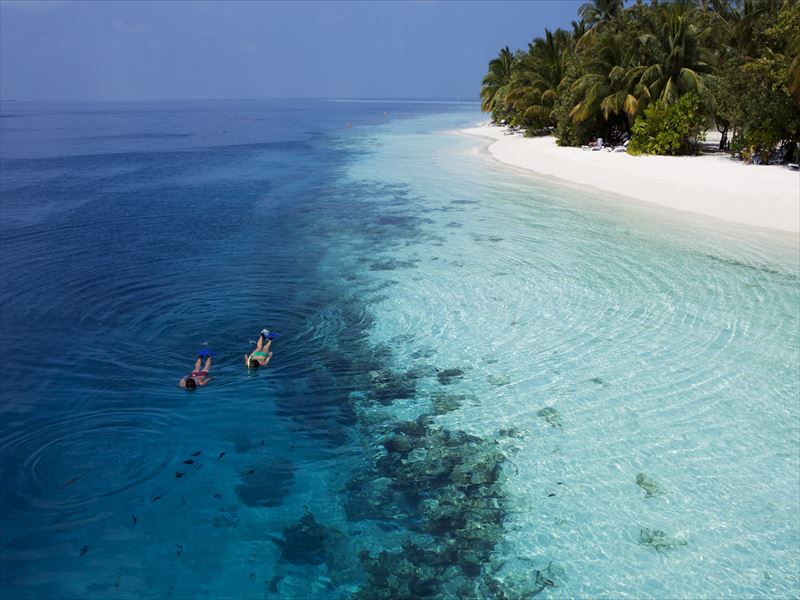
263;352;273;367
244;354;250;366
179;378;186;388
198;376;211;386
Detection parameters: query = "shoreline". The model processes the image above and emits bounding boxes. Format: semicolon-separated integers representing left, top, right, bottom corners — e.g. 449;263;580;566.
461;124;800;234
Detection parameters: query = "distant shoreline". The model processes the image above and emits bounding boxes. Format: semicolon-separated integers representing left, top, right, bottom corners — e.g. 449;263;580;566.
462;123;800;234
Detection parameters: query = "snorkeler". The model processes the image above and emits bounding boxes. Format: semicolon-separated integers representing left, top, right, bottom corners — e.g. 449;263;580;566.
245;329;274;369
179;350;213;390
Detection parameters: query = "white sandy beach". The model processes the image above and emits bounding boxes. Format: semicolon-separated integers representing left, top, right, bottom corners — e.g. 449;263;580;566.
463;124;800;233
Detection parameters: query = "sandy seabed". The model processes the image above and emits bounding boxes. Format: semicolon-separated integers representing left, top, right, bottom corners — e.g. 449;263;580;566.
462;124;800;234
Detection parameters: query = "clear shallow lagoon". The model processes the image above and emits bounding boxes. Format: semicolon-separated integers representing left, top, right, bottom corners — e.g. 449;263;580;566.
1;100;798;599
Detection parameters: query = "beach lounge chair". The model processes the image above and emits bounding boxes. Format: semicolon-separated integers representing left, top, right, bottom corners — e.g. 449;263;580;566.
609;140;629;153
788;163;799;171
582;138;604;151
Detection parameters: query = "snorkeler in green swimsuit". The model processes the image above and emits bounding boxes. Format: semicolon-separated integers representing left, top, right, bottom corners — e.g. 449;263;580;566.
245;329;273;369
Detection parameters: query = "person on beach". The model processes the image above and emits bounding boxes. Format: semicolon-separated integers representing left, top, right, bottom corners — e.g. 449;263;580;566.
245;329;274;369
179;352;213;390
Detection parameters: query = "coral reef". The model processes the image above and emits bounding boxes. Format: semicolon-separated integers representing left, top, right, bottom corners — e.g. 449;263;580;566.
536;406;562;428
635;473;665;498
639;527;687;551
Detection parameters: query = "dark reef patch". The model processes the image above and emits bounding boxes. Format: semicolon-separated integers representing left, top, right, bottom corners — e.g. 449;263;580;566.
234;459;294;507
537;406;562;428
349;402;525;598
436;368;465;385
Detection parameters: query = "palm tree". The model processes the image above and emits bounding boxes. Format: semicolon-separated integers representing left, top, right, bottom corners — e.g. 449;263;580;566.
786;3;800;106
570;34;646;127
507;29;574;127
480;47;514;114
637;3;716;105
579;0;624;28
571;19;588;42
708;0;783;56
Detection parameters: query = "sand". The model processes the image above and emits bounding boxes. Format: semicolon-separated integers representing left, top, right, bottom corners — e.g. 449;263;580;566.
462;124;800;234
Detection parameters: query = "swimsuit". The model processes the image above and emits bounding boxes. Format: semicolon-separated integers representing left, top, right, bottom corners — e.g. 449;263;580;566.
248;351;270;365
191;370;209;378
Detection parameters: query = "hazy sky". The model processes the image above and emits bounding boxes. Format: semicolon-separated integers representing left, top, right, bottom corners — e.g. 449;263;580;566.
0;0;583;101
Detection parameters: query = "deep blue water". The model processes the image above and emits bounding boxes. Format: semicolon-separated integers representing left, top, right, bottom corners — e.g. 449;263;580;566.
2;99;798;599
0;99;481;599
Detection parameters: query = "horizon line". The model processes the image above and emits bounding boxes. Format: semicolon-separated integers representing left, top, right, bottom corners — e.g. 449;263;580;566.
0;96;480;104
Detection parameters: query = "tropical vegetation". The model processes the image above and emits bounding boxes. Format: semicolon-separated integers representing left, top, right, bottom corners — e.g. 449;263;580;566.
479;0;800;162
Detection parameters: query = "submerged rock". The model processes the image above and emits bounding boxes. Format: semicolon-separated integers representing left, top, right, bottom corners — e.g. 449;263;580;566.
497;427;525;439
487;374;511;387
430;392;465;415
639;527;687;551
234;459;294;507
436;368;465;385
271;511;345;566
635;473;665;497
537;406;562;428
367;369;417;405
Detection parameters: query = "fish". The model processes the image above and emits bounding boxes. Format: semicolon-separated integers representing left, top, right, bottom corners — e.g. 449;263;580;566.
191;451;201;457
80;545;89;556
213;493;221;498
131;515;138;527
245;469;255;476
175;471;185;479
175;544;183;556
151;495;162;503
218;452;226;459
547;493;556;497
183;459;194;465
63;475;83;488
195;464;203;471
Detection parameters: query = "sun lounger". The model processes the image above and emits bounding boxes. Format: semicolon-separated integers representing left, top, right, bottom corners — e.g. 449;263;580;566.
788;163;799;171
582;138;604;151
609;140;629;153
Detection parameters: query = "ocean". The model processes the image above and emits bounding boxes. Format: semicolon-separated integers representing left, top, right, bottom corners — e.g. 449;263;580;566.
1;99;798;599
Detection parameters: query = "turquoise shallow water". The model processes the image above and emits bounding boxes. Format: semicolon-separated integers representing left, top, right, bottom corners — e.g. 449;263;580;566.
346;114;800;598
1;101;798;599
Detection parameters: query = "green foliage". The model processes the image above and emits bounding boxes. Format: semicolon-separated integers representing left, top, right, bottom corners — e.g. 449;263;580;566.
506;29;574;129
480;47;514;117
554;77;601;146
637;3;716;105
480;0;799;161
768;0;800;107
579;0;624;28
706;0;800;160
627;93;707;155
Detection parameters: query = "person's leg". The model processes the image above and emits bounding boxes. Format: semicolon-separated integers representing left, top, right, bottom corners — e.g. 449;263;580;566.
255;336;264;352
203;356;212;372
193;357;202;371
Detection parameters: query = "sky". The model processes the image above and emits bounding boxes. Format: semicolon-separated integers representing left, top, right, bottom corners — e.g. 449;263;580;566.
0;0;583;102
